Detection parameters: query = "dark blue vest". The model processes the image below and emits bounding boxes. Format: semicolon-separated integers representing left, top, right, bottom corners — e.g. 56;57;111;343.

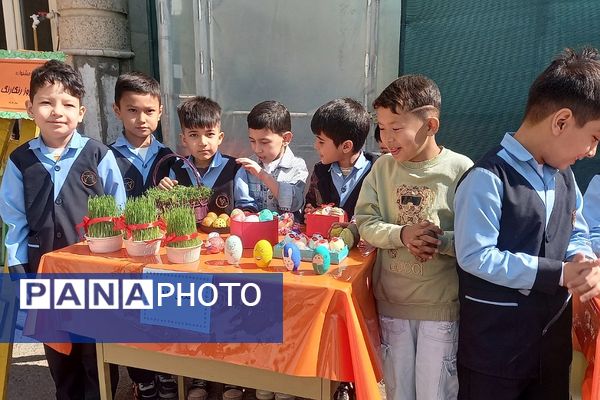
172;155;240;215
11;139;109;272
457;147;574;379
110;145;174;198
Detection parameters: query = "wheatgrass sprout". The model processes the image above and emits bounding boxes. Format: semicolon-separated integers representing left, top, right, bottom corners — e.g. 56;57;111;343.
124;196;162;241
87;195;121;238
146;185;212;214
164;207;201;248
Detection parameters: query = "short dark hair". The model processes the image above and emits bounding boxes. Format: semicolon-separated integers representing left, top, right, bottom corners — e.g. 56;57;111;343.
177;96;221;130
310;98;370;152
247;101;291;134
29;59;85;102
114;71;161;105
374;125;382;143
373;75;441;118
525;47;600;126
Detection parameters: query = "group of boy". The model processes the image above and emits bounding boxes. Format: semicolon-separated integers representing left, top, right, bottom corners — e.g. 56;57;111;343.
3;46;600;400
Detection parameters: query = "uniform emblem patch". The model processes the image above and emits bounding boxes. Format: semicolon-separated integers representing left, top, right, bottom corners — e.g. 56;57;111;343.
215;193;230;209
124;178;135;192
81;170;98;187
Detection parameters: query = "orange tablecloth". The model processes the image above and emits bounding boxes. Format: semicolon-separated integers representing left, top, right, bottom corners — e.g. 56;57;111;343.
573;297;600;400
37;238;383;400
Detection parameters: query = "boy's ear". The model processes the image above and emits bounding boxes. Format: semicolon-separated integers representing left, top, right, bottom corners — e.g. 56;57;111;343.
282;131;293;146
551;108;574;136
78;105;86;122
426;116;440;136
341;139;354;154
25;100;33;119
112;103;121;118
158;104;163;119
218;130;225;144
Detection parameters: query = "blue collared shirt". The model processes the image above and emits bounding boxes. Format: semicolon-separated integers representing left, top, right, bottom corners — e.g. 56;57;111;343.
111;134;166;185
454;133;593;290
330;152;372;207
234;146;308;213
584;175;600;256
170;151;229;189
0;131;126;266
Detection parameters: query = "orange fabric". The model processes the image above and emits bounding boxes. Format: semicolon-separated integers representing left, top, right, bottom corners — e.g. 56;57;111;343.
573;296;600;400
38;236;383;400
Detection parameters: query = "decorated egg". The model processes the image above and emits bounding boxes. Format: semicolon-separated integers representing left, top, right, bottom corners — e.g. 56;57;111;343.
329;236;345;252
230;208;244;218
211;217;227;228
232;212;246;222
258;209;274;222
206;212;218;220
339;227;356;248
308;234;323;249
253;239;273;268
207;234;225;254
297;234;309;245
283;233;297;244
315;239;329;250
224;235;243;265
282;242;301;271
245;214;260;223
312;246;331;275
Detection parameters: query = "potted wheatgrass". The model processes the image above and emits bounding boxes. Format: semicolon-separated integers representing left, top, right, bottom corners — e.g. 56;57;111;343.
146;185;212;223
164;207;203;263
123;195;164;256
85;195;123;253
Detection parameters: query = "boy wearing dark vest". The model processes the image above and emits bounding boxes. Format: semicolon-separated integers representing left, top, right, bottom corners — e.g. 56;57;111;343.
305;98;378;219
0;60;125;400
355;75;473;400
110;71;174;198
454;48;600;400
110;72;178;399
158;96;240;215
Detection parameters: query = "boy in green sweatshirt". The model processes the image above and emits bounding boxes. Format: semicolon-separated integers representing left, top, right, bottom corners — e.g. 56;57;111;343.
355;75;473;400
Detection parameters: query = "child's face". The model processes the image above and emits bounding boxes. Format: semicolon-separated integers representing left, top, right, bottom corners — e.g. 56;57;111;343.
26;83;85;147
376;107;433;162
113;92;162;144
314;132;345;164
181;125;224;164
248;128;291;164
545;115;600;169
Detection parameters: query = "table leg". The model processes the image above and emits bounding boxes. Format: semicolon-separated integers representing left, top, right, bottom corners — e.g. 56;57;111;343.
178;375;185;400
96;343;113;400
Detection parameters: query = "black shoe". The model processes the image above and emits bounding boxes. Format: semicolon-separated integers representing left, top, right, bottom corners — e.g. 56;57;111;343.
333;382;355;400
157;374;178;399
133;380;158;400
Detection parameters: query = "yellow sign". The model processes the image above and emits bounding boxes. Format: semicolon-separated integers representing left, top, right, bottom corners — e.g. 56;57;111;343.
0;58;47;113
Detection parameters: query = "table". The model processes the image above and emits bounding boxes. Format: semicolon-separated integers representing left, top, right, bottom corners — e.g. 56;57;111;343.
37;237;383;400
573;296;600;400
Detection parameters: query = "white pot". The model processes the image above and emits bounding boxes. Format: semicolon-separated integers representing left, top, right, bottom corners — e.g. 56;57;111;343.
124;237;162;257
166;243;202;264
86;235;123;254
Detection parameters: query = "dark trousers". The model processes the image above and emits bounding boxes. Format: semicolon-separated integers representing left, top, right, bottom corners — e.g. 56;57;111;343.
44;344;119;400
457;363;569;400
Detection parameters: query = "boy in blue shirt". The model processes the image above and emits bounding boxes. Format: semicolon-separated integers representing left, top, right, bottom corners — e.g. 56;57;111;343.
455;48;600;399
234;100;308;216
0;60;125;400
110;71;174;197
305;98;377;219
158;96;240;215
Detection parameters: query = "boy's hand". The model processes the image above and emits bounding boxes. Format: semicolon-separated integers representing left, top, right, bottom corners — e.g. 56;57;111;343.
304;203;316;215
401;221;443;262
564;253;600;302
158;177;178;190
236;158;263;177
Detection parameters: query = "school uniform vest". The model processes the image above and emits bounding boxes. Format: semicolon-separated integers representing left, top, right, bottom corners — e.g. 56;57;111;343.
173;155;240;215
312;152;378;217
457;147;574;379
10;140;108;272
110;145;174;197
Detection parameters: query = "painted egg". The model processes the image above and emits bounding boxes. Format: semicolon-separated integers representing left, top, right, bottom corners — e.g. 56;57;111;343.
224;235;243;265
283;233;297;244
258;209;274;221
207;236;225;253
282;242;302;271
230;208;245;218
245;214;260;223
231;212;246;222
312;245;331;275
328;236;345;252
253;239;273;268
308;234;323;249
